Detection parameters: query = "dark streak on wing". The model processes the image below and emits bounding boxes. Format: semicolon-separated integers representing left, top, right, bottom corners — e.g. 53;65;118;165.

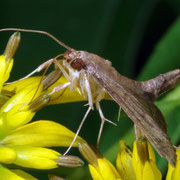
84;53;176;166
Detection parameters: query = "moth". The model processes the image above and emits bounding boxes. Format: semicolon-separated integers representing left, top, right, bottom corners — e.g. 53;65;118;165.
0;28;179;166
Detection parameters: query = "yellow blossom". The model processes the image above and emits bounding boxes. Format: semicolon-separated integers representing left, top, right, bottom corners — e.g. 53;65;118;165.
166;146;180;180
0;32;20;92
0;33;85;180
3;75;85;105
0;147;17;164
132;139;161;180
79;139;180;180
116;140;136;180
0;83;85;179
0;55;13;92
78;142;122;180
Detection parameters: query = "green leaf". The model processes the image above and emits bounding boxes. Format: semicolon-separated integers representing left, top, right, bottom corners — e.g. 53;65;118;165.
138;17;180;80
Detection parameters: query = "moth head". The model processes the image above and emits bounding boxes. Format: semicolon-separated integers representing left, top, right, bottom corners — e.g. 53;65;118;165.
64;49;86;71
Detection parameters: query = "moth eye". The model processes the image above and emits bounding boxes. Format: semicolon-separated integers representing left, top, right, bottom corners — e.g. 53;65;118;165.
70;58;86;71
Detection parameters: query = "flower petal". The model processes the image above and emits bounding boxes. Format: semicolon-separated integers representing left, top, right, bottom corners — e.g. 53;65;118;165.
0;55;13;92
3;77;42;94
0;32;20;92
79;142;121;180
0;80;43;113
11;169;38;180
98;158;121;180
0;165;24;180
132;140;159;180
2;120;85;147
167;146;180;180
11;146;60;169
171;158;180;179
116;141;135;179
143;161;162;180
89;164;103;180
0;80;44;137
166;163;174;180
0;146;17;164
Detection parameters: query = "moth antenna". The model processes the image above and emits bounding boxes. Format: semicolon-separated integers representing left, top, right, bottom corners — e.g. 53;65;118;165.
63;106;92;156
0;28;71;50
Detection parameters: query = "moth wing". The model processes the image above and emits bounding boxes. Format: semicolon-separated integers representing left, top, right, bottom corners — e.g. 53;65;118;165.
88;63;176;166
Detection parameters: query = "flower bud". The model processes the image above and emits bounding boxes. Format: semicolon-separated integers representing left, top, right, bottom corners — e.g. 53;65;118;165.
78;142;98;167
56;155;84;168
3;32;20;61
28;94;50;112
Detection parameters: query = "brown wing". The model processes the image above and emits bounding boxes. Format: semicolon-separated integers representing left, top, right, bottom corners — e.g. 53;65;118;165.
85;56;176;166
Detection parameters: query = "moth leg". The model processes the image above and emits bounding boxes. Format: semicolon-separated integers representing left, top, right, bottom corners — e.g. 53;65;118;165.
84;73;94;110
69;78;79;92
53;58;71;82
96;102;117;147
63;106;92;155
6;58;54;84
48;82;71;95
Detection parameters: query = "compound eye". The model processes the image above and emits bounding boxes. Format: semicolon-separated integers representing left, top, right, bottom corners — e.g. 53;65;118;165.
70;58;86;71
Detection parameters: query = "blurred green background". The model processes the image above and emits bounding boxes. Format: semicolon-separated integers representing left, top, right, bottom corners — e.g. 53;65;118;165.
1;0;180;179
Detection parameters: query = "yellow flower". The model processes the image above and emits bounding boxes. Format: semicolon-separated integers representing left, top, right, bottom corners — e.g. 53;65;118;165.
132;139;162;180
79;140;180;180
0;164;38;180
0;78;85;179
3;75;85;105
0;76;85;179
166;146;180;180
0;32;20;92
0;32;20;108
0;79;84;179
116;140;136;180
78;142;122;180
0;33;85;180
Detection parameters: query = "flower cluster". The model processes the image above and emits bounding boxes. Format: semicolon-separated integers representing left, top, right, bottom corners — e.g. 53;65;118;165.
0;32;85;179
79;139;180;180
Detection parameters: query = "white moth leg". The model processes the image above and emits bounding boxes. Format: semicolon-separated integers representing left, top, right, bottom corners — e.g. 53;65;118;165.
63;106;92;155
53;58;71;82
84;73;94;110
96;102;117;146
69;77;79;92
48;82;71;95
5;59;54;84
